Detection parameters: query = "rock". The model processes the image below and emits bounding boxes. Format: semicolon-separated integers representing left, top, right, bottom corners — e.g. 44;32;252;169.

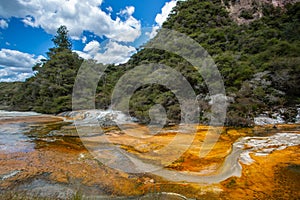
224;0;297;24
59;110;138;127
0;170;22;180
239;132;300;164
205;94;233;106
254;107;299;125
254;116;285;126
295;107;300;123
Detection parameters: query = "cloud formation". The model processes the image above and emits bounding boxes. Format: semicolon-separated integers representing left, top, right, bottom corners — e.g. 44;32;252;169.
0;0;180;82
76;40;136;65
0;19;8;29
0;0;142;81
94;40;136;64
83;40;101;56
155;0;178;27
118;6;135;17
147;0;179;39
0;0;141;42
106;6;113;13
0;48;45;82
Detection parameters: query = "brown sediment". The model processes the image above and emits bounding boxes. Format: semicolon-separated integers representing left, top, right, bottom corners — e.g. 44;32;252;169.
0;115;299;199
0;145;152;197
99;125;248;173
0;115;64;125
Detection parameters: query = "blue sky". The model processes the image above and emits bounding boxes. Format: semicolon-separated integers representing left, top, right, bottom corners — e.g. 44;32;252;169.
0;0;180;82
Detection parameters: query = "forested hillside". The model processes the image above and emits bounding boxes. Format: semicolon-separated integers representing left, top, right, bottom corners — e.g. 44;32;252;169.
0;0;299;126
95;0;300;126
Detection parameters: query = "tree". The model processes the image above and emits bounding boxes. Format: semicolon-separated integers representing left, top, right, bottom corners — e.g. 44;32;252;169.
12;25;83;114
48;25;72;57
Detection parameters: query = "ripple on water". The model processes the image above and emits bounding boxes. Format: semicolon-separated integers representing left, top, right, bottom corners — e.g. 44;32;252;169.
0;110;42;153
0;123;34;153
0;110;40;120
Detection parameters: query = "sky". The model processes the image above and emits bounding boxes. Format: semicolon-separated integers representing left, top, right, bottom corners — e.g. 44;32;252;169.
0;0;180;82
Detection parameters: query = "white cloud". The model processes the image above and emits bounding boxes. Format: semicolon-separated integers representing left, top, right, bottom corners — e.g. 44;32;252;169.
0;48;45;82
76;40;136;65
83;40;101;56
74;0;181;63
0;19;8;29
119;6;135;17
71;36;80;41
146;0;179;39
73;50;91;60
71;35;88;43
94;40;136;64
0;49;44;69
0;0;141;42
155;0;178;27
0;70;33;82
81;36;87;43
146;25;160;39
106;6;113;13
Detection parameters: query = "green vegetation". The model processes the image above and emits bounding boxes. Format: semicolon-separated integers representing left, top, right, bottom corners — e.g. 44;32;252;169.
98;0;300;126
2;25;83;113
0;0;299;126
0;82;23;110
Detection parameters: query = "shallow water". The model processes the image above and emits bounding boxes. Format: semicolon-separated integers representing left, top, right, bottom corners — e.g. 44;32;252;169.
0;110;40;119
0;110;299;199
0;123;34;153
0;111;40;153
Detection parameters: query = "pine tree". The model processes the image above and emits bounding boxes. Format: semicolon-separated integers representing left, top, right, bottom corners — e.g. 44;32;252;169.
48;25;72;57
12;25;83;113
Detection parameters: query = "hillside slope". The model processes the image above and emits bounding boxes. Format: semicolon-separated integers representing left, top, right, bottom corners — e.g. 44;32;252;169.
95;0;300;126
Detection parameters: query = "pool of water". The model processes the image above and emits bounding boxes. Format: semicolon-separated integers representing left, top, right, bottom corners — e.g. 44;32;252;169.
0;117;35;153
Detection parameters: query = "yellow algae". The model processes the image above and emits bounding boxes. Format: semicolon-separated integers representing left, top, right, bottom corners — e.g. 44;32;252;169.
0;115;299;199
221;145;300;199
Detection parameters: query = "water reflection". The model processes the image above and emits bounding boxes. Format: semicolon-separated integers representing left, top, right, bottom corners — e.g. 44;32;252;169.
0;121;34;153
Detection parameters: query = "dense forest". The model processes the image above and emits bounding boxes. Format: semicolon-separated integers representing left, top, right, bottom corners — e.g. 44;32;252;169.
0;0;299;126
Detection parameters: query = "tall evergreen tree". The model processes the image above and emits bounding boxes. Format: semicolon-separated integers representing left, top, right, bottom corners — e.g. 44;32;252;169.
52;25;72;49
48;25;72;57
12;25;83;113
